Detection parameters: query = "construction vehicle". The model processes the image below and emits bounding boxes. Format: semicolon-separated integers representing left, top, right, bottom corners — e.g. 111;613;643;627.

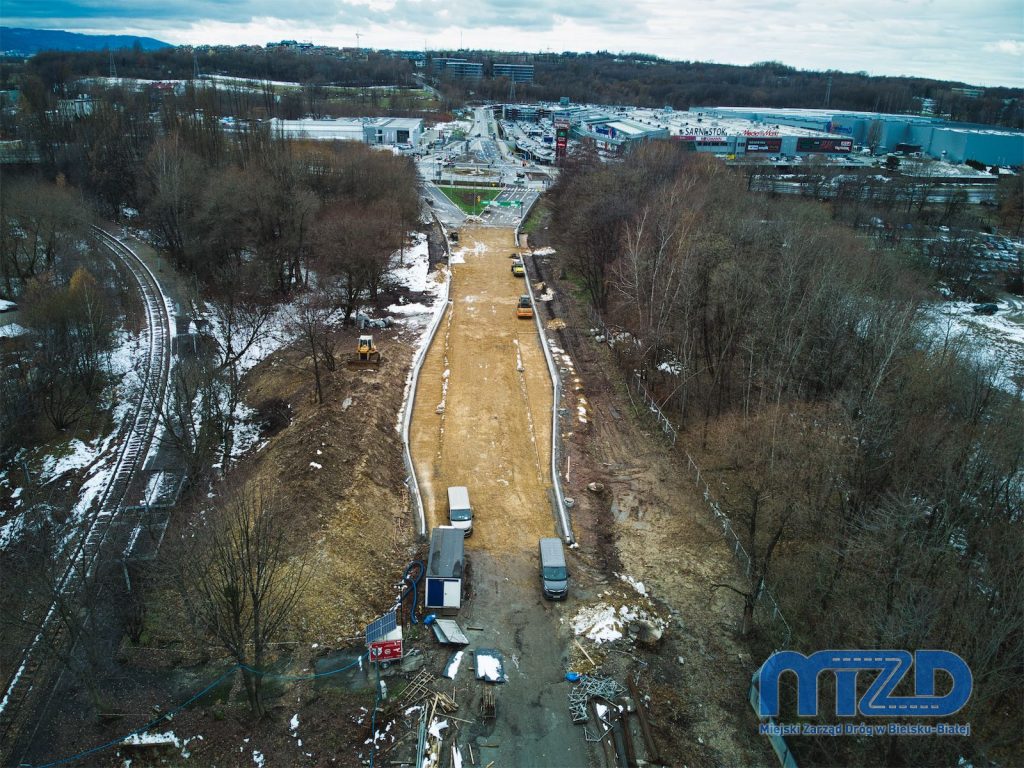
516;295;534;319
349;334;382;366
511;258;525;277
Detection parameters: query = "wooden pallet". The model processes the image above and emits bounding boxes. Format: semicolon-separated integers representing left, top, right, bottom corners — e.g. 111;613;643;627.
480;687;496;720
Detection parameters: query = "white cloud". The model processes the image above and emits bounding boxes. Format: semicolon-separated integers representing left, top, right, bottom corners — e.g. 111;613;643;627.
5;0;1023;86
984;40;1024;56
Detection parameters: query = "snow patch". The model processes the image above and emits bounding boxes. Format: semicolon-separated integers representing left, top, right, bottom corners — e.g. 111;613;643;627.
617;573;648;596
0;323;28;337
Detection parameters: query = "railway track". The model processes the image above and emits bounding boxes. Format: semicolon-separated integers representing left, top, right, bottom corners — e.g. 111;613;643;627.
0;227;173;761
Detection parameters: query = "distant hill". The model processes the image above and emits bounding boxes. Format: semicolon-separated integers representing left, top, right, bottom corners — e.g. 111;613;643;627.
0;27;172;57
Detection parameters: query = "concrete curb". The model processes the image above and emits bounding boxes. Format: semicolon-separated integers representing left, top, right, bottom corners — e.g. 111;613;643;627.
399;236;453;539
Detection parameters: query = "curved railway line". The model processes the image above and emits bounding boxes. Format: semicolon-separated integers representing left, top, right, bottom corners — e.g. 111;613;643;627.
0;227;173;762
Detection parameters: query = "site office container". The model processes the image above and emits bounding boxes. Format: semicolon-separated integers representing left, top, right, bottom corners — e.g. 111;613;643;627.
425;526;465;614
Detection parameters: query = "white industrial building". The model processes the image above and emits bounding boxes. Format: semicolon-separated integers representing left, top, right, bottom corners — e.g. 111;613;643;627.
268;116;423;146
691;107;1023;166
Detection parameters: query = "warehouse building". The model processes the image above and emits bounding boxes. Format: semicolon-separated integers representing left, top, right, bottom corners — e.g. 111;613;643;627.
692;107;1023;166
268;116;423;145
574;113;668;151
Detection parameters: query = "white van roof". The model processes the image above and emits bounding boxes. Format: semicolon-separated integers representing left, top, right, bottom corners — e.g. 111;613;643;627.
447;486;470;509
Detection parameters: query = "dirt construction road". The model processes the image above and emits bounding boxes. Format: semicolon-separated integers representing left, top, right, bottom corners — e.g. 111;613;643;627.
410;226;591;766
411;226;556;547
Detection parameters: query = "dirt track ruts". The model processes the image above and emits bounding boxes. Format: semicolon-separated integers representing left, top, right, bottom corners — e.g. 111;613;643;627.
411;226;556;549
409;226;591;767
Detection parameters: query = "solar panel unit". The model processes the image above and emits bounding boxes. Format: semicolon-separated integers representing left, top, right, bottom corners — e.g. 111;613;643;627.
365;610;398;645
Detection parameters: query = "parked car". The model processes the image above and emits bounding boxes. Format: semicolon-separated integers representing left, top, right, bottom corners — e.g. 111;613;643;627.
972;303;999;315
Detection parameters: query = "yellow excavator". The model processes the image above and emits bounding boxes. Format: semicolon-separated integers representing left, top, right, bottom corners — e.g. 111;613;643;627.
349;334;382;366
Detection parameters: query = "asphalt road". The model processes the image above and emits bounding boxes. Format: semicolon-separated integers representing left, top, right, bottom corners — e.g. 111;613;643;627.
417;106;548;230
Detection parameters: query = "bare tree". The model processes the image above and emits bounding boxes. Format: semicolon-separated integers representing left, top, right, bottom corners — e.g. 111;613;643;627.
159;357;224;483
176;484;310;717
288;293;339;404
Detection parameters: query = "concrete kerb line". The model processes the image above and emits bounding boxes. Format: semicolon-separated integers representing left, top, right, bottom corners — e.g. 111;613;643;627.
399;230;453;539
518;244;574;545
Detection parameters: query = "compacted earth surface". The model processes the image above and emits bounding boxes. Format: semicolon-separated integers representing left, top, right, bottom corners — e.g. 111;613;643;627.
13;223;775;768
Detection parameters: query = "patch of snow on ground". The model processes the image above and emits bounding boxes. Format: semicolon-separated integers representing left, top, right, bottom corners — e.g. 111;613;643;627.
531;247;556;256
443;650;464;679
617;573;648;596
290;713;299;735
388;302;435;316
924;301;1024;394
0;514;28;550
428;719;449;740
0;298;16;311
0;323;27;337
38;439;101;483
475;653;505;681
657;359;682;376
231;401;262;459
449;242;487;265
388;233;436;295
252;750;265;767
122;731;181;747
572;604;625;643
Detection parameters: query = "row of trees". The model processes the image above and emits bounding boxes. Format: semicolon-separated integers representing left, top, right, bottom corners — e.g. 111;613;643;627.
9;83;422;298
548;143;1023;766
432;52;1022;128
24;46;417;96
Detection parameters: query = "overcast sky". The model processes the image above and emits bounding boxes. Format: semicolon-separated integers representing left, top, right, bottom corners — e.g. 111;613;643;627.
6;0;1023;88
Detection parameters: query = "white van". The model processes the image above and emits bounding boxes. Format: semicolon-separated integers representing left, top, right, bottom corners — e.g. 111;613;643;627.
447;486;473;536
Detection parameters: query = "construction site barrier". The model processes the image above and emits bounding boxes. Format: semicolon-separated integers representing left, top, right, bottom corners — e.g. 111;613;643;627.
399;228;453;538
516;242;573;543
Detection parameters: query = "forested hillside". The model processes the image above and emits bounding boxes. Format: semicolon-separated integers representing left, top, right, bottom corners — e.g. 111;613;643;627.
545;143;1023;767
437;53;1023;128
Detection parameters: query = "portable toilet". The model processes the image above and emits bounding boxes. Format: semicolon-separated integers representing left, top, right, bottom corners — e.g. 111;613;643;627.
424;527;465;614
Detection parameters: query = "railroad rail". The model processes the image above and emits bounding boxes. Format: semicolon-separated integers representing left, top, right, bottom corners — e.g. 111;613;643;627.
0;226;173;761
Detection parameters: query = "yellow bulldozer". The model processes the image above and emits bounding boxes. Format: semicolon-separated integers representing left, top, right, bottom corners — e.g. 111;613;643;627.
349;334;382;366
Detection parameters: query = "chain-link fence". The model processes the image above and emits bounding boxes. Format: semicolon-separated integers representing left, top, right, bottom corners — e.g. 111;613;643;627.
625;366;792;647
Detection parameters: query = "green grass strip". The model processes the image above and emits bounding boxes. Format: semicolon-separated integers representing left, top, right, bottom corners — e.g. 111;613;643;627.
437;186;502;214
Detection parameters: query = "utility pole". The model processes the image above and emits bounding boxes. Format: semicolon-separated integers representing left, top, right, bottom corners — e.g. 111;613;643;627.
109;49;116;79
356;32;362;50
825;73;832;107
